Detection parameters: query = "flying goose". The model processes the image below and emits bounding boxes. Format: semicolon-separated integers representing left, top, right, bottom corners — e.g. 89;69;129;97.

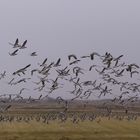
9;49;18;56
19;40;27;49
9;38;19;48
81;52;100;60
69;60;80;65
68;54;77;61
38;58;48;67
0;71;6;79
30;52;37;56
54;58;61;67
9;39;27;49
7;78;15;85
13;64;31;76
113;55;124;67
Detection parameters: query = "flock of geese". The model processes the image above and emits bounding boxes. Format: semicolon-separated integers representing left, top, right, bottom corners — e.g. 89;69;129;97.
0;38;139;123
0;111;138;124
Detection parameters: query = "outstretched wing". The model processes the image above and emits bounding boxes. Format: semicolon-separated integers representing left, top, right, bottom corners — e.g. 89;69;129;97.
22;40;27;47
14;38;19;46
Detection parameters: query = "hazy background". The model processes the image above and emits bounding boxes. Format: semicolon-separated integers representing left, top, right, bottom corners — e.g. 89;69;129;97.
0;0;140;99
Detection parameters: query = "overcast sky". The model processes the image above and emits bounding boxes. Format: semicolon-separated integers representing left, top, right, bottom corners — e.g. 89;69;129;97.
0;0;140;99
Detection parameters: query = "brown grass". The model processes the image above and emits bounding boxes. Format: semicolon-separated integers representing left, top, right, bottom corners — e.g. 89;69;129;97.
0;118;139;140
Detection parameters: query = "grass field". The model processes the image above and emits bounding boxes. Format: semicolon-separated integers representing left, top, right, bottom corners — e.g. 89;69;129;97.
0;101;140;140
0;118;140;140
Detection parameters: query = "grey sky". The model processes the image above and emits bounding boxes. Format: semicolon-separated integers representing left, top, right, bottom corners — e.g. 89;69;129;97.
0;0;140;99
0;0;140;59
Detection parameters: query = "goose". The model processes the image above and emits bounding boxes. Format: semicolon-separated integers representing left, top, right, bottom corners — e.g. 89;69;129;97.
9;38;19;48
73;66;84;76
38;58;48;67
90;52;100;60
19;88;29;95
113;55;124;67
0;71;6;79
68;54;77;61
114;69;125;77
80;90;92;99
71;88;83;101
31;69;39;76
82;81;93;86
7;78;15;85
9;39;27;49
38;95;42;100
56;66;70;77
81;52;100;60
130;71;139;78
9;49;18;56
95;67;106;74
30;52;37;56
4;105;12;111
19;40;27;49
13;78;31;85
54;58;61;67
126;63;139;72
89;65;97;71
69;60;80;65
114;55;124;61
13;64;31;76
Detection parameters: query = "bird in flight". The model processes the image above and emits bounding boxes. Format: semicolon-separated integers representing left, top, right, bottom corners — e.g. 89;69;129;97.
9;38;27;49
19;40;27;49
9;49;18;56
13;64;31;76
9;38;19;48
68;54;77;61
30;52;37;56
